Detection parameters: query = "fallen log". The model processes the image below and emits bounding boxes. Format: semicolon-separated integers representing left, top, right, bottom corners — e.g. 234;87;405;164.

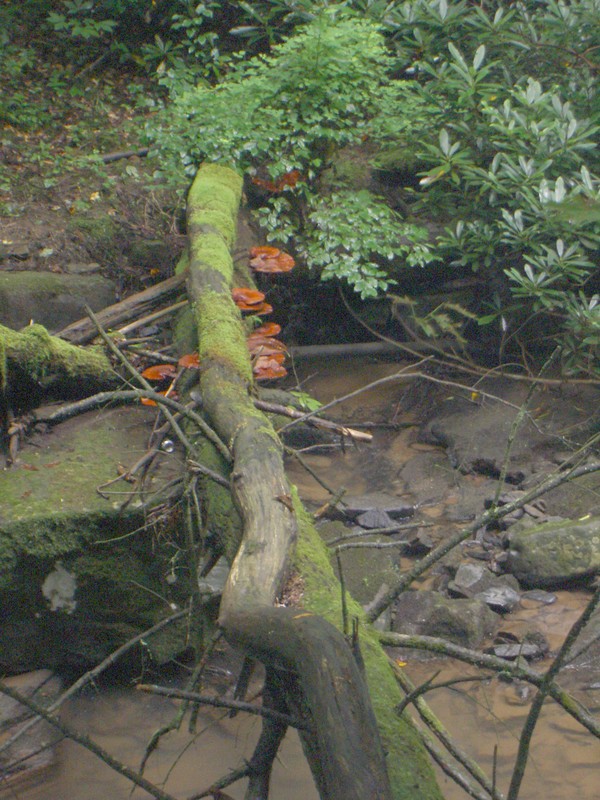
186;164;442;800
56;271;188;345
0;322;115;396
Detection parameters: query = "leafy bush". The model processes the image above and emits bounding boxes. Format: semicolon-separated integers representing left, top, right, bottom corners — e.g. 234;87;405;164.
365;0;600;373
146;11;434;297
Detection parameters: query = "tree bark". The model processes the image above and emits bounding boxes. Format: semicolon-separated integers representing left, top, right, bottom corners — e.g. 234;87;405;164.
185;164;442;800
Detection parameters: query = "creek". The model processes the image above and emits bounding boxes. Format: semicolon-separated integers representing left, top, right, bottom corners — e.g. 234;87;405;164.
4;357;600;800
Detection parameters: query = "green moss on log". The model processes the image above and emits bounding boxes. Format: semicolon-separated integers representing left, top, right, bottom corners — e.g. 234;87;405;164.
194;291;252;382
293;497;444;800
1;323;114;386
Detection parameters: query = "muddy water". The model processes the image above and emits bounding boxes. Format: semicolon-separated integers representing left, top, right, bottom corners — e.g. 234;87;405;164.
7;357;600;800
9;687;318;800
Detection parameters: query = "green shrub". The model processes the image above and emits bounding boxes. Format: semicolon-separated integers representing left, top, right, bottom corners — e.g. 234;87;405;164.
365;0;600;373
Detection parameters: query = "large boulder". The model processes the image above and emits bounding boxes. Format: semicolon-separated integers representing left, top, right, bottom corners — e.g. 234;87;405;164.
393;589;499;649
0;271;116;332
506;517;600;588
0;406;190;673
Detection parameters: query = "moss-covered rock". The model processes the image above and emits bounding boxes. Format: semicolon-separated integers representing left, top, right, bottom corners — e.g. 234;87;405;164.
0;406;194;673
507;517;600;587
0;271;116;332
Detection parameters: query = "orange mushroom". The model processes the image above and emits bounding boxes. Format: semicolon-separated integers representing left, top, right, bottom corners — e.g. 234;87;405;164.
250;250;295;273
141;363;177;381
178;352;200;369
244;301;273;315
249;245;281;259
247;336;287;354
232;287;266;307
253;356;288;380
249;322;282;338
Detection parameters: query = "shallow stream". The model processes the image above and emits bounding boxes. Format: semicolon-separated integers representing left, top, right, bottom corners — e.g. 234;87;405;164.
4;357;600;800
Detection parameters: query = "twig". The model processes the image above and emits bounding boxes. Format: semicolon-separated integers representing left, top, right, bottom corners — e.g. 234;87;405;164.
492;349;559;507
378;632;600;739
255;397;372;442
117;300;188;335
335;540;411;552
392;662;503;800
0;682;180;800
138;630;223;775
0;608;189;758
136;684;309;730
326;522;430;545
420;730;493;800
336;551;349;637
84;305;232;464
284;445;342;497
506;583;600;800
101;147;150;164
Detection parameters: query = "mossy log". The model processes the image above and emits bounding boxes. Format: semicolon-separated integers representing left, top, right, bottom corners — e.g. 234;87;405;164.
186;164;442;800
0;322;116;402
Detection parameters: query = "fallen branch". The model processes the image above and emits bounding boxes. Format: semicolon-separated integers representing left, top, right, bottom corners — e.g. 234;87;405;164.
136;683;308;729
378;631;600;739
57;271;187;345
0;682;179;800
255;397;372;442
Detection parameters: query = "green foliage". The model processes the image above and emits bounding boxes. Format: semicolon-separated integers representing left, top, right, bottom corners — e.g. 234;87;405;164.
263;190;433;299
363;0;600;373
148;12;391;173
146;12;436;296
48;0;117;41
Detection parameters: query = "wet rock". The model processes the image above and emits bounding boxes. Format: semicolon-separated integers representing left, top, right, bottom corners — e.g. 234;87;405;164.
506;517;600;588
0;407;187;673
476;585;521;613
0;670;62;791
339;493;415;521
402;529;434;556
393;589;499;649
356;508;396;529
397;451;456;505
417;382;554;482
488;629;549;661
521;589;557;605
448;563;521;612
488;642;542;660
0;271;116;331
